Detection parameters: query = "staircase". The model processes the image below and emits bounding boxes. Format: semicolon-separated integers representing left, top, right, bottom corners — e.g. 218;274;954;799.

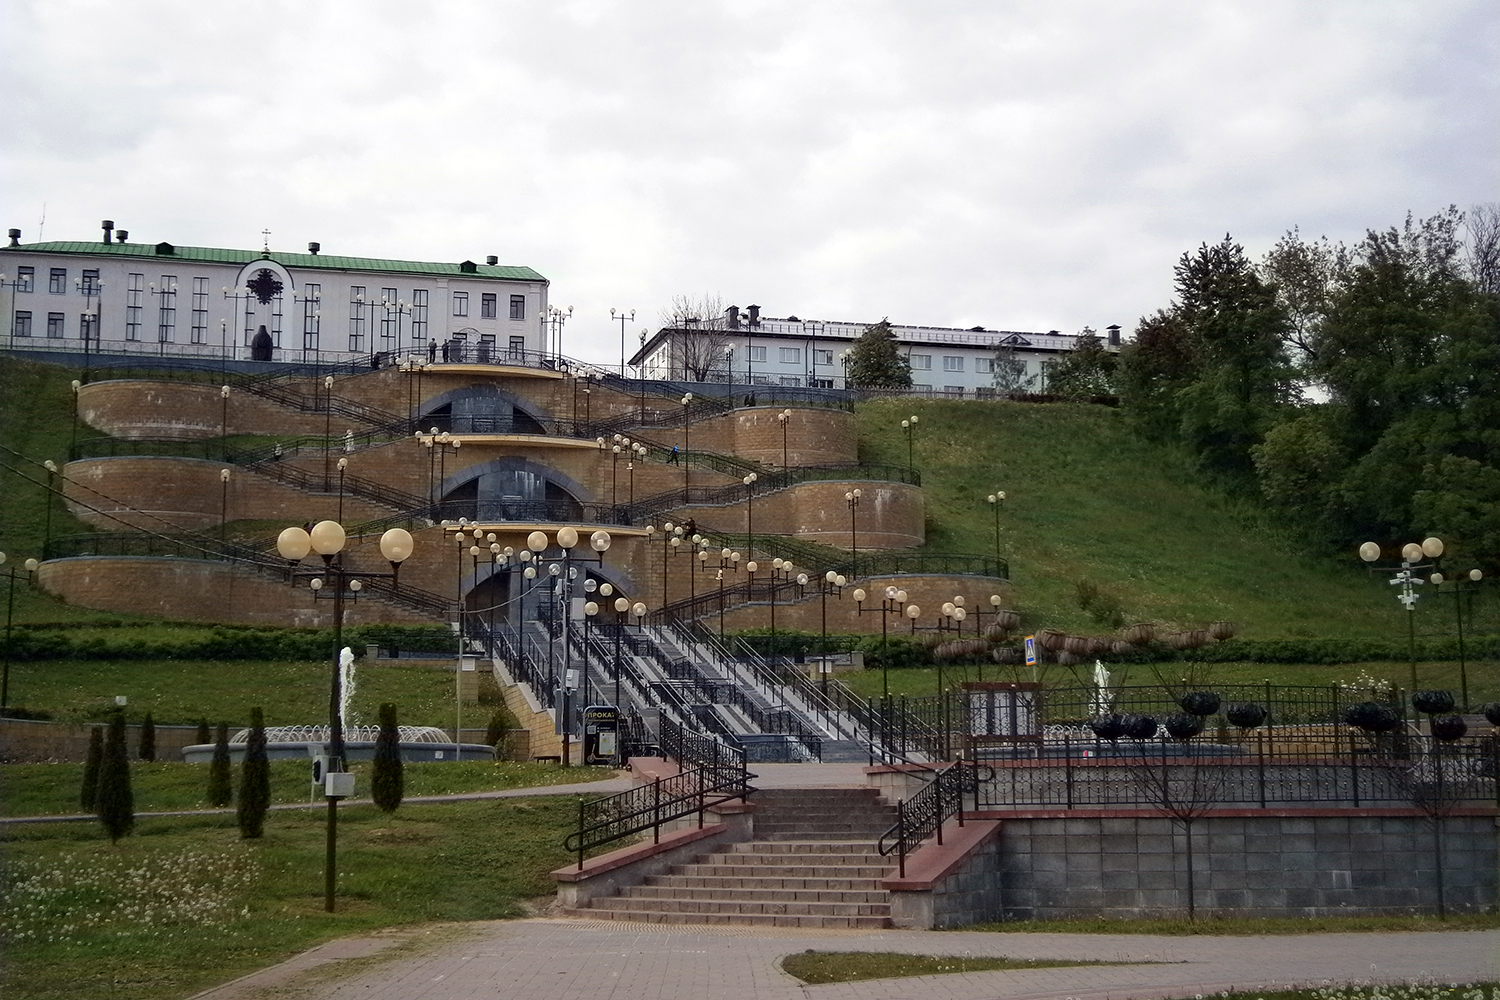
569;787;900;928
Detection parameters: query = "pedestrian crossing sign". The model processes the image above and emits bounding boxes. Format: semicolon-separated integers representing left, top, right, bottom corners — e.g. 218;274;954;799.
1024;634;1037;667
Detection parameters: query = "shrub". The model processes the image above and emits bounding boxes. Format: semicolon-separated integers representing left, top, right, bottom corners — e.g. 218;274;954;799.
236;707;270;839
138;711;156;762
79;726;103;810
207;721;232;808
95;710;134;843
371;702;403;814
485;706;520;746
195;718;211;744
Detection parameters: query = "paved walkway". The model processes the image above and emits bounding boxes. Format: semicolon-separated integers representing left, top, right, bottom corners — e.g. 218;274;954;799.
193;918;1499;1000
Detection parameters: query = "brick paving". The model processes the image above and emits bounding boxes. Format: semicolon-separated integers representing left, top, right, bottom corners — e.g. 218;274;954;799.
195;919;1498;1000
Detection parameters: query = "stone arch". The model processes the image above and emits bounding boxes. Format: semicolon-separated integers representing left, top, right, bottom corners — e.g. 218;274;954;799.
437;455;594;523
420;383;550;434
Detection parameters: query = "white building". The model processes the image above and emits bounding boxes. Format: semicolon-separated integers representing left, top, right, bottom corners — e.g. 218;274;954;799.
0;222;549;363
630;304;1120;397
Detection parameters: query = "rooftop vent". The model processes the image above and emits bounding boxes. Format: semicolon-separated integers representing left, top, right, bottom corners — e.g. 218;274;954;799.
1106;324;1121;346
459;260;477;273
724;305;740;329
116;230;128;243
307;241;320;255
7;228;19;247
101;220;114;245
155;241;175;255
485;255;498;266
969;325;986;332
746;304;760;327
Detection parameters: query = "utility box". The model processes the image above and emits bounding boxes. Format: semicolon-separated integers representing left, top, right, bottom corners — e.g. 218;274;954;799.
324;772;356;799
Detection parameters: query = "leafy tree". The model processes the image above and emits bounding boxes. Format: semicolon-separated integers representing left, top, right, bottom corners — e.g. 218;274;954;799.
96;709;134;843
195;718;211;744
1044;327;1116;398
844;319;912;389
138;711;156;762
237;707;270;839
1260;227;1337;366
371;702;404;814
79;726;103;811
485;706;520;747
207;721;233;808
990;342;1039;395
1115;310;1198;441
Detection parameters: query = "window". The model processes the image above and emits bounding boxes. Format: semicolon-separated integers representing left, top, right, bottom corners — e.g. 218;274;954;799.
15;266;33;292
157;275;177;342
380;287;397;347
191;277;208;344
814;349;834;366
47;312;65;338
80;311;98;343
301;282;320;352
348;286;366;352
747;345;766;362
481;293;497;319
910;354;931;370
509;294;525;320
81;269;100;295
49;268;66;294
812;377;835;389
411;289;429;344
452;291;469;317
508;335;526;359
126;273;144;340
779;347;802;364
943;356;964;372
779;375;803;387
13;310;31;337
975;357;995;373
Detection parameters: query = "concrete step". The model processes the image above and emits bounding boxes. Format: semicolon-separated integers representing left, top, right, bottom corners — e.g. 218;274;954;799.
563;906;891;929
593;896;890;917
675;862;895;879
630;885;890;904
649;873;888;891
728;840;882;856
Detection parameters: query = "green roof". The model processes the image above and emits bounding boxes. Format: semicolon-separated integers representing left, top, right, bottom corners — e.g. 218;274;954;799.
0;241;546;282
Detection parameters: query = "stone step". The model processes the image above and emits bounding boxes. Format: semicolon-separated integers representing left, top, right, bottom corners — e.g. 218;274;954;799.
649;873;887;891
728;840;882;855
629;884;889;904
709;850;883;866
563;906;891;929
587;896;891;917
676;862;895;879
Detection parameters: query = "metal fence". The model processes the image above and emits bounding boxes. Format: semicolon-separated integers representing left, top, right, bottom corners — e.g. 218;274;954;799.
878;760;991;877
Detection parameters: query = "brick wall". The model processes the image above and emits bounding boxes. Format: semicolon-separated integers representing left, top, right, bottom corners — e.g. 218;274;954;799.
78;380;324;440
0;719;203;764
686;480;924;550
708;573;1009;635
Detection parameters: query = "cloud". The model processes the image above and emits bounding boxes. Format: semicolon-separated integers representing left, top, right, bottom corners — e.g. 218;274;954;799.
1;0;1494;357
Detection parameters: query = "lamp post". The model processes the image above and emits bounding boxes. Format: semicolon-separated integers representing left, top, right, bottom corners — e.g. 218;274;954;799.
613;595;630;706
819;570;846;690
276;521;413;913
42;460;58;552
547;304;574;361
611;308;635;376
1429;567;1484;710
680;393;693;502
0;551;31;711
74;275;104;383
743;473;758;556
219;469;231;544
322;376;335;489
986;491;1006;568
844;488;862;577
556;526;580;767
378;295;411;357
901;415;919;472
1359;537;1444;692
724;345;735;390
336;458;348;521
777;409;792;468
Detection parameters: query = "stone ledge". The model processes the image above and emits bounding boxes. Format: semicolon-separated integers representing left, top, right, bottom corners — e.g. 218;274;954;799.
552;823;728;883
883;819;1001;891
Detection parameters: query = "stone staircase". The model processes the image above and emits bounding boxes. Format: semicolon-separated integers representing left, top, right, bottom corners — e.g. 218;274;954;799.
568;787;900;928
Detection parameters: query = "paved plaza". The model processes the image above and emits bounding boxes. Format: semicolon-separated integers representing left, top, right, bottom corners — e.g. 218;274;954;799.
195;919;1499;1000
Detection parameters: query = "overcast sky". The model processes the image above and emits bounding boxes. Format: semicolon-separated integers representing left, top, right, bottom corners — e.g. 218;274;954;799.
2;0;1495;366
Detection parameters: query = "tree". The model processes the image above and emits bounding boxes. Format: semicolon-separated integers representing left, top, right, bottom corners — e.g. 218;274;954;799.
96;709;134;843
844;319;912;389
79;726;103;811
138;711;156;762
371;702;404;814
1115;310;1197;441
1043;327;1116;398
237;707;270;839
195;718;211;745
658;294;731;380
990;342;1039;395
1259;227;1337;366
207;720;233;808
1464;202;1500;296
485;706;520;749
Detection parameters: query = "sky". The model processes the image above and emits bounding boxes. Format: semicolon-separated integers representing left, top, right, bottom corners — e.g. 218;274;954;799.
2;0;1495;368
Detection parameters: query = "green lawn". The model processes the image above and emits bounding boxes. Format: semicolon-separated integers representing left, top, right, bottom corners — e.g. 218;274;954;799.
1;759;614;817
1;796;585;1000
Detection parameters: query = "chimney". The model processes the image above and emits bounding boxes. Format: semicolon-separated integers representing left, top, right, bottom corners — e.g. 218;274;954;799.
307;241;320;255
1106;324;1121;346
725;305;740;329
116;230;128;243
746;303;760;327
7;229;19;247
102;220;114;245
486;255;498;266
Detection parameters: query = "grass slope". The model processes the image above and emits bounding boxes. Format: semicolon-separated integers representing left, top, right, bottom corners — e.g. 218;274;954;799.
856;398;1420;640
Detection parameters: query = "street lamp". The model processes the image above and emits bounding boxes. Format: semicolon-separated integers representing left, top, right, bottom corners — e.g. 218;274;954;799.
901;415;919;471
1359;537;1444;691
680;393;693;502
853;584;906;699
74;275;104;382
1;550;34;710
777;408;792;468
986;491;1006;568
611;308;635;376
844;489;862;577
743;473;759;556
276;521;413;913
1429;567;1484;710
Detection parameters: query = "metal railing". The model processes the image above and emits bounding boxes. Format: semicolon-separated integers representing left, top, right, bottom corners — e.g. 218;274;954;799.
879;760;991;877
563;717;751;869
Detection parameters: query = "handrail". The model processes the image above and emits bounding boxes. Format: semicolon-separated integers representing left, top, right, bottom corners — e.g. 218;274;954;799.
877;760;992;877
563;717;751;868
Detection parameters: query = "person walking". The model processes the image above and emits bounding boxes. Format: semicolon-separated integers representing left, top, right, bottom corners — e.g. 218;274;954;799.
668;445;681;465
